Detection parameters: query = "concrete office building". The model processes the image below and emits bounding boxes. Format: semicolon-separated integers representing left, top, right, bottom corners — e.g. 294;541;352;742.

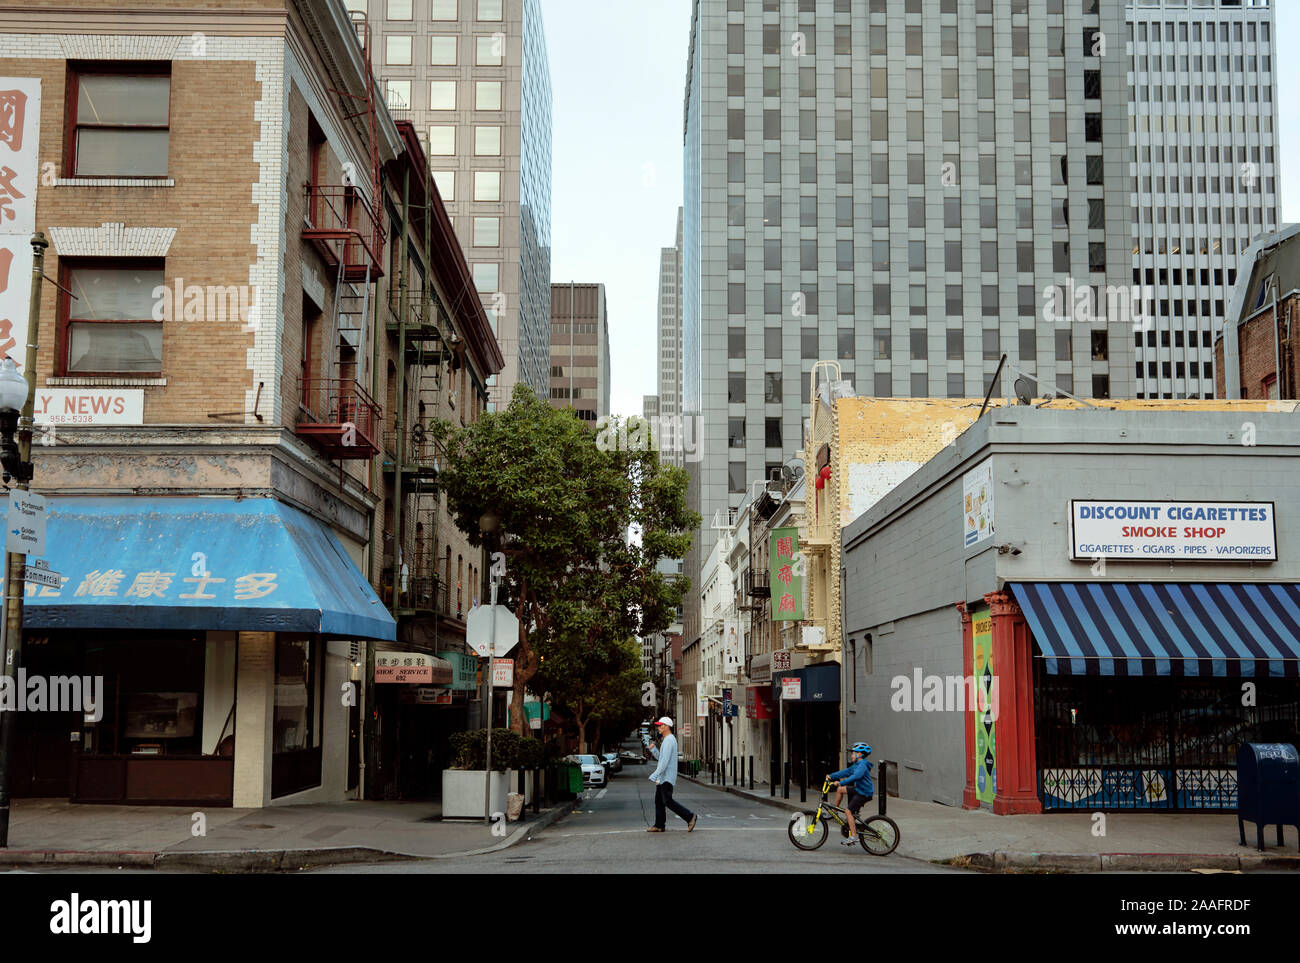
682;0;1135;574
361;0;552;409
1126;0;1280;400
549;282;610;423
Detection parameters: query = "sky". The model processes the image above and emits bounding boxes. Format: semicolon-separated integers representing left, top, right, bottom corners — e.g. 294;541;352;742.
543;0;1299;421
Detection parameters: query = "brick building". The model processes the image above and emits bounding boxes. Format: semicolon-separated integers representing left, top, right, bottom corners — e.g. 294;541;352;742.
1216;225;1300;401
0;0;499;808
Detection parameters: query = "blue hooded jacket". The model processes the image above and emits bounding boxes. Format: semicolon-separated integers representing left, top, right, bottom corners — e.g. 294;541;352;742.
829;757;874;796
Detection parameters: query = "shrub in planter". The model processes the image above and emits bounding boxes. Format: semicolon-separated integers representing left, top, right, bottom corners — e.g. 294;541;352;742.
448;729;543;771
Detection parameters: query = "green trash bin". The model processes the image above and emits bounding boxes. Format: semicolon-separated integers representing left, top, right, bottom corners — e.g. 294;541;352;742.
568;763;584;795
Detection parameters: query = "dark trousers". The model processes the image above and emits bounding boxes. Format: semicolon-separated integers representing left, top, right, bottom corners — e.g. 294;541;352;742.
654;780;694;828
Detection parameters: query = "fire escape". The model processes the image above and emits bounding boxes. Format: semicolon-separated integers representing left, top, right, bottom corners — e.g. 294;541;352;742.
297;9;386;460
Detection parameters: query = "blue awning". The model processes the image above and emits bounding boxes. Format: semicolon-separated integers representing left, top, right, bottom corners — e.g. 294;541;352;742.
1010;582;1300;678
771;663;841;702
11;496;395;640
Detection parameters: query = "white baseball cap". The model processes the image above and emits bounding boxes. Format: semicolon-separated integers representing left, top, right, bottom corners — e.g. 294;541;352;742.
655;716;673;728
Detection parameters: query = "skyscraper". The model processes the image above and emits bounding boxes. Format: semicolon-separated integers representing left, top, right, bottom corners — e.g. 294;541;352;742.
366;0;553;409
549;282;611;423
682;0;1133;550
1126;0;1280;400
657;208;684;466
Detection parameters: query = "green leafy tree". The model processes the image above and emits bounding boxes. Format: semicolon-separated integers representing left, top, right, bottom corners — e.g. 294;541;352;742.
536;635;644;754
430;386;696;735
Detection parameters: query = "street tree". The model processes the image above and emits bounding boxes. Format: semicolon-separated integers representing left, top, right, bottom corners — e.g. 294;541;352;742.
430;385;696;735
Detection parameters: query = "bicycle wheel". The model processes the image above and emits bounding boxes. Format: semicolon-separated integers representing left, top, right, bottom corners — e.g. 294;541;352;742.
788;811;829;850
858;815;900;856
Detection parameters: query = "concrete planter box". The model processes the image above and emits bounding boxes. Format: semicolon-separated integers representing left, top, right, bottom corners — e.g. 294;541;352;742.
441;769;512;819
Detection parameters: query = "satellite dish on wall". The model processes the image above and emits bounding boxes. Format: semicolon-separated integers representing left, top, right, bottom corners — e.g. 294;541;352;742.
1014;376;1036;406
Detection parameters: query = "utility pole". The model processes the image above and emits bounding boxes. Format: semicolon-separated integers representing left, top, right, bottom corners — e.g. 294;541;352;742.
0;231;47;847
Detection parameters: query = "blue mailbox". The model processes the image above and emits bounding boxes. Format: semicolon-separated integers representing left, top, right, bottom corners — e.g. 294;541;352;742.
1236;743;1300;852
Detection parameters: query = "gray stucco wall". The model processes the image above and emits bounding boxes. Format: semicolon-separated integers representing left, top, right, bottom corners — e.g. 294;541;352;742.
841;406;1300;809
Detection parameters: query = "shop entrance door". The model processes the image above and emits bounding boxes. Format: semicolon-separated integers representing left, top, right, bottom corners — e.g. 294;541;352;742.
11;635;81;796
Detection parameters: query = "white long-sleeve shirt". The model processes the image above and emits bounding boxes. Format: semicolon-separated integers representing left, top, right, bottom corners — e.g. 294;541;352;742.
649;733;679;785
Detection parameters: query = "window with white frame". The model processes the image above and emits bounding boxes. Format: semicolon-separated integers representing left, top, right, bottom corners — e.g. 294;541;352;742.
430;36;457;65
474;126;501;155
473;170;500;201
431;0;457;18
476;35;503;66
385;36;412;65
475;80;502;110
429;80;456;110
428;125;455;155
472;263;499;293
472;216;499;247
431;170;454;200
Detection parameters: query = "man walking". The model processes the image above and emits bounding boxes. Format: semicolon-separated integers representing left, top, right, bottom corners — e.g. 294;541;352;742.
647;716;697;832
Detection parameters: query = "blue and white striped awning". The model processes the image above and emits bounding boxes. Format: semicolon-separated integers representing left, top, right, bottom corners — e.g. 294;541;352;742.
1010;582;1300;677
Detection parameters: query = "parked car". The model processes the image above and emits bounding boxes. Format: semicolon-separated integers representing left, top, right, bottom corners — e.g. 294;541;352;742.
618;750;644;765
566;753;606;787
601;752;622;774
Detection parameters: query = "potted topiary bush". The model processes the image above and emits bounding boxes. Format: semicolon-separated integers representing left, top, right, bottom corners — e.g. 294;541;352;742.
441;729;544;818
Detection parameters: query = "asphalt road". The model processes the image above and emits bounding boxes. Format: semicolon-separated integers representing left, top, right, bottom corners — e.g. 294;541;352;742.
307;754;963;875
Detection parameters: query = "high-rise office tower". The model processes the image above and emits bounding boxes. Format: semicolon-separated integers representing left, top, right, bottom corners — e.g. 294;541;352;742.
657;208;685;465
549;282;611;423
365;0;553;409
682;0;1133;543
1126;0;1279;400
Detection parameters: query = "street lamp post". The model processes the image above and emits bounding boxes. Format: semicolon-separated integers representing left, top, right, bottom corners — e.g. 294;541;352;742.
0;231;47;848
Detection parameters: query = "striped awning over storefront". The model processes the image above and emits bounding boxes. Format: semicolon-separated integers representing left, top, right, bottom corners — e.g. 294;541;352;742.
1010;582;1300;677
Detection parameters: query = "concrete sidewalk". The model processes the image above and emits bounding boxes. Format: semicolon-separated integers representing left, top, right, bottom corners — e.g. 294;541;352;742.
0;796;575;871
684;775;1300;873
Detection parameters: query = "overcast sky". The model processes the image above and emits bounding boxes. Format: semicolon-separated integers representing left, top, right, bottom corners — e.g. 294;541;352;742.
543;0;1300;420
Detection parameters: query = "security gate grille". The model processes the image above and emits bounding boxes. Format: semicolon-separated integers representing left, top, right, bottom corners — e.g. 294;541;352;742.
1033;664;1300;811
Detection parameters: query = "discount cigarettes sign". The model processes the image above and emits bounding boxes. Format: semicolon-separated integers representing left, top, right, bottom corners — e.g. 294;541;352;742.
1070;500;1276;561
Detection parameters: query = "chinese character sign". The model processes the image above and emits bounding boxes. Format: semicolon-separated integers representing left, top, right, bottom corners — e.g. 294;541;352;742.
0;78;39;371
769;526;803;621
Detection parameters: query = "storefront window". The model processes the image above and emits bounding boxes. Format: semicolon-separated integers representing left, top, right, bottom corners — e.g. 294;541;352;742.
272;634;324;798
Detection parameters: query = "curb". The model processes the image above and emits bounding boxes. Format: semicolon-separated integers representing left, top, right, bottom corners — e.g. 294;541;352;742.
953;850;1300;873
683;774;805;814
0;802;574;872
683;777;1300;874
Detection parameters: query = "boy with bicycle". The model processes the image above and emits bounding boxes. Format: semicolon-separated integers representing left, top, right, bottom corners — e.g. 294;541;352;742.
828;743;873;846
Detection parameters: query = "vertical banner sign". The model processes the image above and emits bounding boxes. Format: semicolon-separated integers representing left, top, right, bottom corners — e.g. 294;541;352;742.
963;459;994;548
0;79;39;370
971;604;996;805
770;526;803;621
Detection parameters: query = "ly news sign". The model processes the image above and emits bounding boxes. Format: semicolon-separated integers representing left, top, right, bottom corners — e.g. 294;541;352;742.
34;388;144;426
1069;500;1276;562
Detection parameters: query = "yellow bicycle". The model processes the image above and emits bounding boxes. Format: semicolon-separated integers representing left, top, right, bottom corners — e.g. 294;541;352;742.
787;777;900;855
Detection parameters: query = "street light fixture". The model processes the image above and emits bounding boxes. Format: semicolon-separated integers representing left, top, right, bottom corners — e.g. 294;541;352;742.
0;358;32;484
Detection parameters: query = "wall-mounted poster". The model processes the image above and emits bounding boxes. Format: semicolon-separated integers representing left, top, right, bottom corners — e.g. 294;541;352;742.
963;459;994;547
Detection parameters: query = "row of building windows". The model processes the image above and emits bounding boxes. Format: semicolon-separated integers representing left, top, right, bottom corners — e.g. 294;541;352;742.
386;79;501;112
1132;54;1272;75
1133;19;1270;44
362;0;502;21
725;328;1111;365
726;21;1104;60
727;152;1097;191
426;124;501;156
385;34;504;67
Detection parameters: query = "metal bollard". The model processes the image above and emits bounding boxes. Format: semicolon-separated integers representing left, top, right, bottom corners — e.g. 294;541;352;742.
878;761;888;817
770;759;777;797
800;756;807;804
749;755;754;790
783;761;790;799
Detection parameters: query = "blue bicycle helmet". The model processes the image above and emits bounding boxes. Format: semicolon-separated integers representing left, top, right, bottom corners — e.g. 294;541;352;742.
851;742;871;754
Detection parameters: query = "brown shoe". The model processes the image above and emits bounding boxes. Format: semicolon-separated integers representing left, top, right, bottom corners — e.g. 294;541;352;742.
687;815;697;832
647;826;665;832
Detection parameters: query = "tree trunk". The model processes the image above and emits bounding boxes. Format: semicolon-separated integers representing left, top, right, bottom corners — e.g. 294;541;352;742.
575;705;588;754
508;583;535;735
591;719;603;755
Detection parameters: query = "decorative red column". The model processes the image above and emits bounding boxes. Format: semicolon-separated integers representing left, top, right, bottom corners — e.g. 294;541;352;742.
956;602;978;809
985;591;1041;815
